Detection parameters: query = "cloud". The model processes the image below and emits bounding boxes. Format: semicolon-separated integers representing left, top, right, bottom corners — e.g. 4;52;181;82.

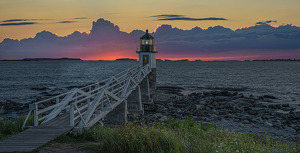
57;21;77;23
2;19;29;22
159;17;228;21
152;14;228;21
0;22;37;26
256;20;277;25
1;18;300;60
1;19;49;22
73;17;88;20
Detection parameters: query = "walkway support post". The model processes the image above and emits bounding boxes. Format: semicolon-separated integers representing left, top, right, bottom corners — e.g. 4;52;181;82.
103;100;128;125
127;85;144;114
70;104;74;127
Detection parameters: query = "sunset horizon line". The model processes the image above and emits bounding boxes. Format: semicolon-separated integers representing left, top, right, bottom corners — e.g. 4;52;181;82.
2;56;300;62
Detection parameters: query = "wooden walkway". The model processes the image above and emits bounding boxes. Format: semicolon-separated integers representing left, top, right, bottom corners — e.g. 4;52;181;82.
0;114;72;152
0;63;152;152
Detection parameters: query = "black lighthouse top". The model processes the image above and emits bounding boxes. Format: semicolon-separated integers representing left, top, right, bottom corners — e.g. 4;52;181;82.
137;29;157;53
140;30;154;39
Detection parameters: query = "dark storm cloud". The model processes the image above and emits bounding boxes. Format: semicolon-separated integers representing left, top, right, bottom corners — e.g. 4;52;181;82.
256;20;277;25
57;21;77;23
2;19;29;22
152;14;228;21
159;17;227;21
0;22;37;26
1;19;49;22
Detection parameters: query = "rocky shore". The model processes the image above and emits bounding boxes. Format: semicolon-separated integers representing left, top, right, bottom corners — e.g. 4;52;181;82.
1;85;300;143
0;86;84;119
130;86;300;143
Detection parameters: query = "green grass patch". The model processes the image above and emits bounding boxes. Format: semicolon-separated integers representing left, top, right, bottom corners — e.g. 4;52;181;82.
57;117;299;153
0;114;34;141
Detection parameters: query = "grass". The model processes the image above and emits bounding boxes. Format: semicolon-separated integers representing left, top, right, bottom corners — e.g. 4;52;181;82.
0;114;34;141
56;117;300;153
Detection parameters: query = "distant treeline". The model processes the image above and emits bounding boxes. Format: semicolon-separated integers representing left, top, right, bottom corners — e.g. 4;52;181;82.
252;59;300;61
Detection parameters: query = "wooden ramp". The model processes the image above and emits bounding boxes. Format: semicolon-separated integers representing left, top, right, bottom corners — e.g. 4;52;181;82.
0;63;152;152
0;114;72;152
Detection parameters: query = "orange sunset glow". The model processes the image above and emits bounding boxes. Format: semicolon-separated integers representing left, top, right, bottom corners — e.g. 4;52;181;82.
1;0;300;60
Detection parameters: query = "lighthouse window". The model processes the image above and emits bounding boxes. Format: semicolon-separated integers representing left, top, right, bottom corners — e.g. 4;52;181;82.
145;40;149;44
143;55;149;66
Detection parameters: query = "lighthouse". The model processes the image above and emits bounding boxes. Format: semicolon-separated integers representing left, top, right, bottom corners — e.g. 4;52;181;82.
137;29;158;90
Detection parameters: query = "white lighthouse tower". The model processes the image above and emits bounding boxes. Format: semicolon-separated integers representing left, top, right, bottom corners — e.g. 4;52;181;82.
137;29;158;90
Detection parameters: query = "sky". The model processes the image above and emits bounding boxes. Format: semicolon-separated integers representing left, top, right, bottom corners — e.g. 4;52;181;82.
0;0;300;60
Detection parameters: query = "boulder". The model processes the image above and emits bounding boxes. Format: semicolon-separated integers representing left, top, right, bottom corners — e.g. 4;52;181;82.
153;93;178;102
3;101;23;111
0;106;5;114
263;95;277;99
144;104;158;112
268;104;281;109
273;120;282;128
291;110;300;119
282;104;289;107
195;105;201;110
247;110;258;115
241;120;250;124
264;122;273;127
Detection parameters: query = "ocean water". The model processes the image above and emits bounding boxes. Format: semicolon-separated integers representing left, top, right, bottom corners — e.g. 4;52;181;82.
0;60;299;104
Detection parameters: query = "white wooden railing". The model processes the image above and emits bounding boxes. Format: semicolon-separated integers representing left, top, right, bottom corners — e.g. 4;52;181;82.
22;63;151;129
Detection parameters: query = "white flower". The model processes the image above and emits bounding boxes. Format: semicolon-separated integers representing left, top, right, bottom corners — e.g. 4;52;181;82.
236;150;239;152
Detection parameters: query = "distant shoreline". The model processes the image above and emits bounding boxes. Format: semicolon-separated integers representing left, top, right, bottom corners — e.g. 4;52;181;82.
1;58;300;62
0;57;82;61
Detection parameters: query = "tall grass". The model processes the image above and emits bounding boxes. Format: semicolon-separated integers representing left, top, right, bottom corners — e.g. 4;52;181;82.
0;115;34;140
57;118;299;153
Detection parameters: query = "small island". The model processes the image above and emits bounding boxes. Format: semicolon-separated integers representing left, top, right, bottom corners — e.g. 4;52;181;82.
115;58;137;61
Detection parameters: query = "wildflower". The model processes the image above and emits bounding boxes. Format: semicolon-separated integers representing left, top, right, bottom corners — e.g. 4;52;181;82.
236;150;239;152
216;150;219;152
234;138;237;141
220;142;223;145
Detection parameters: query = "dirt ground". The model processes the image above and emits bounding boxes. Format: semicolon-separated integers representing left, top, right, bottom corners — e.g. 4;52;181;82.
39;142;99;153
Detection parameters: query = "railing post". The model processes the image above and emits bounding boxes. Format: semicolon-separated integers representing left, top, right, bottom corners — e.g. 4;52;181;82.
137;85;142;110
87;98;91;108
70;103;74;127
31;103;38;126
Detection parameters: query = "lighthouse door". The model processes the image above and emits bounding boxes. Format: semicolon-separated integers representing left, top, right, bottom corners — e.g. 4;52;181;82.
142;55;149;66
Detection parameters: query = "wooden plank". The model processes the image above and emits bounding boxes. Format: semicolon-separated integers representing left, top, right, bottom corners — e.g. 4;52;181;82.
0;115;72;152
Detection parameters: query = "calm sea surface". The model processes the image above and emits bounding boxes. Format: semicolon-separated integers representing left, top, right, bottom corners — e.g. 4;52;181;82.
0;60;299;104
